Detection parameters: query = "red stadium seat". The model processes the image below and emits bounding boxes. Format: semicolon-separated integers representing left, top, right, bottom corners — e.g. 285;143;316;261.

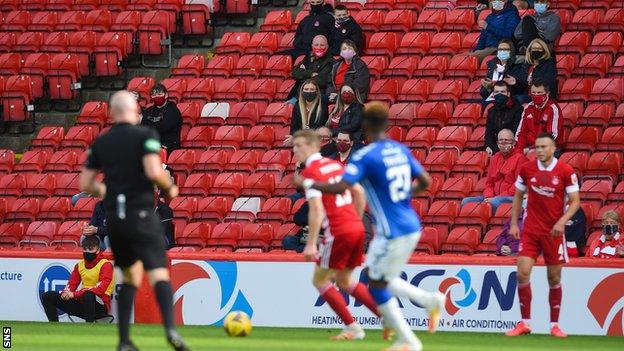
260;10;292;33
215;32;251;55
455;202;493;230
238;223;272;251
99;0;128;12
423;149;458;178
39;197;71;222
557;54;579;79
445;55;478;81
83;9;112;32
256;149;291;175
231;54;266;78
170;196;198;221
212;78;246;103
396;78;431;103
559;77;596;103
380;10;416;33
19;221;57;248
193;196;233;222
559;151;589;178
13;150;50;173
422;200;460;238
257;197;291;223
584;152;622;182
51;220;88;248
76;101;109;127
244;79;277;104
5;198;41;222
597;126;624;153
181;126;214;149
177;101;201;127
47;53;81;101
207;222;242;250
355;10;384;33
440;226;480;255
137;10;173;60
74;0;99;10
261;55;291;79
210;125;247;150
415;226;439;255
110;11;140;52
171;54;205;78
271;223;298;248
431;126;469;153
395;0;425;10
360;56;389;79
428;79;465;106
0;11;30;32
430;32;462;56
127;76;155;105
413;9;447;32
241;172;275;199
0;222;25;248
587;32;623;55
202;55;236;78
275;79;295;100
243;125;275;150
0;33;18;53
160;77;187;103
365;32;400;59
244;32;280;56
67;197;98;220
413;55;449;80
559;101;584;129
436;177;473;201
573;53;612;78
608;181;624;204
12;32;44;56
368;79;399;104
181;2;212;36
451;151;489;180
388;103;418;127
28;12;59;32
56;11;86;32
181;78;214;104
383;56;420;78
396;32;430;56
180;173;214;197
588;78;624;106
476;228;501;254
31;126;65;153
66;31;98;77
443;9;475;33
0;149;15;174
44;150;78;173
557;31;592;59
53;173;80;196
211;172;245;197
413;102;451;128
223;149;261;173
580;179;613;207
597;8;624;32
578;103;614;128
167;149;196;177
460;32;480;53
567;9;604;32
566;126;601;153
40;32;69;55
489;203;513;230
177;222;211;248
22;173;55;197
259;102;293;125
60;125;96;151
448;103;481;127
1;75;34;122
404;126;437;152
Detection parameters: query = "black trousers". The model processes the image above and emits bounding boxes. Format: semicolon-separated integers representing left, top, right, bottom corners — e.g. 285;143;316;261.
42;291;107;322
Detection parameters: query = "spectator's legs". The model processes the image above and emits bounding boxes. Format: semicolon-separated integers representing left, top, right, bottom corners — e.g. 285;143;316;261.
489;196;514;214
461;195;485;208
42;291;87;322
470;47;498;64
519;16;539;49
282;235;305;253
82;290;107;322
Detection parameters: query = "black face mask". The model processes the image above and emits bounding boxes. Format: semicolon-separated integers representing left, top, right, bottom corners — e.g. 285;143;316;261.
604;224;619;236
311;4;323;13
302;92;317;102
83;251;98;262
493;93;509;106
530;50;544;62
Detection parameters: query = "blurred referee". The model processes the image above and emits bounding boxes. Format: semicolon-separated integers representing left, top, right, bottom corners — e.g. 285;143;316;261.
79;91;189;351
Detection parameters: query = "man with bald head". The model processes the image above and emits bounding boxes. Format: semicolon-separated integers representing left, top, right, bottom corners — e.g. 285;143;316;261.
278;0;334;59
461;129;528;214
79;91;189;351
288;34;333;100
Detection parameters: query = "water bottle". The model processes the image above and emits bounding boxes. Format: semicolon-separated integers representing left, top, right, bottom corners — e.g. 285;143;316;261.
117;194;126;220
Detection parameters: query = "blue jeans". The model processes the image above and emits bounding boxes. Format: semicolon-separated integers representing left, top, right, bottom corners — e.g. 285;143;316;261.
461;196;513;215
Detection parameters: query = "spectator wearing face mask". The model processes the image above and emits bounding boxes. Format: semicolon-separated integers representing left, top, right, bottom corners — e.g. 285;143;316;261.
288;35;333;101
515;78;563;155
480;40;528;101
284;80;329;146
524;38;557;99
327;84;364;142
330;5;364;56
283;0;335;60
515;0;561;52
328;132;361;166
462;129;528;214
471;0;521;62
317;126;337;156
327;40;370;103
42;236;115;322
589;210;624;259
141;84;183;152
484;82;523;155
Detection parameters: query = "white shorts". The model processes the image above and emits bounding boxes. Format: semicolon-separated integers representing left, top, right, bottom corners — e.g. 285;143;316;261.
365;232;420;281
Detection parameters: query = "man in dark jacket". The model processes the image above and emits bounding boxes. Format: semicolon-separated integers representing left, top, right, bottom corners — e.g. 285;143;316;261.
514;0;561;51
484;82;523;155
288;35;334;99
81;200;108;250
329;5;364;56
141;84;183;152
287;0;334;60
564;207;587;257
472;0;521;62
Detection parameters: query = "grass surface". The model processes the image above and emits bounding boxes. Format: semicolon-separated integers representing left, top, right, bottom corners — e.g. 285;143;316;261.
2;321;622;351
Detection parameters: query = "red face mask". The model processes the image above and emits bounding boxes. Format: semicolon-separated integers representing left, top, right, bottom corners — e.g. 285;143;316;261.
341;91;355;105
151;96;166;106
312;47;327;58
531;93;547;106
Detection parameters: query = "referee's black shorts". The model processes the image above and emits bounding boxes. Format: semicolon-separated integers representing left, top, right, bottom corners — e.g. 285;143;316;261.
107;209;168;270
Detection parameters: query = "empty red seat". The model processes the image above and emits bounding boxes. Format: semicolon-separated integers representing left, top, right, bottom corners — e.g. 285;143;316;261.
44;150;78;173
413;9;447;32
440;226;480;255
181;77;214;104
559;77;595;102
476;228;501;253
275;79;295;100
138;10;173;58
13;150;49;173
404;126;437;151
60;125;96;151
242;125;274;150
28;12;59;32
259;102;292;125
159;77;187;103
432;126;469;152
256;197;291;223
355;10;384;32
489;203;513;229
608;181;624;204
365;32;400;59
31;126;65;152
93;32;128;77
0;222;25;248
1;11;30;32
0;32;17;52
211;172;245;197
413;102;451;128
368;79;399;104
39;197;71;222
56;11;86;32
422;200;460;238
22;173;55;197
396;32;430;56
451;151;489;179
566;126;601;152
202;55;236;78
210;125;247;150
53;173;80;196
455;202;492;230
588;78;624;105
180;2;212;36
445;55;478;81
430;32;462;56
231;54;266;78
260;10;292;33
244;32;280;55
428;79;465;105
559;151;589;178
67;197;98;220
597;8;624;32
51;220;87;248
388;103;418;127
580;179;613;206
215;32;251;55
443;9;475;33
0;149;15;174
76;101;109;127
207;223;242;250
19;221;57;248
193;196;233;222
181;126;214;149
557;54;579;79
223;149;261;173
423;149;458;178
557;31;592;58
380;10;416;33
177;222;212;248
360;56;389;79
396;78;431;103
82;9;112;32
567;9;604;32
212;78;246;102
414;55;448;79
166;149;196;177
1;74;33;122
171;54;205;78
436;177;473;201
588;32;623;55
241;172;275;198
177;101;201;127
383;56;420;78
573;53;612;77
597;126;624;153
256;149;291;174
6;198;40;222
415;226;439;254
584;152;621;182
47;53;81;101
13;31;44;55
579;103;614;128
40;32;69;54
238;223;272;251
180;173;214;197
244;79;277;104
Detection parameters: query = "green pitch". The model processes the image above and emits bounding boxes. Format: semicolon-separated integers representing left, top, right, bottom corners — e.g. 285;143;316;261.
3;321;622;351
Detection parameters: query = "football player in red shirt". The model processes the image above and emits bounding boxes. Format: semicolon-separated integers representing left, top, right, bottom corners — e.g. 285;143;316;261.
292;129;384;340
506;133;580;338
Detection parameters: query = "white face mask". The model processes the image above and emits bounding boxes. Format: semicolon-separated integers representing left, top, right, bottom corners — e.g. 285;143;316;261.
491;0;505;10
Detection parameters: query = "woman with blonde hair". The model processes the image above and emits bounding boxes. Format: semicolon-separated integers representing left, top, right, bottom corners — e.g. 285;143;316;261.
284;79;328;146
524;38;557;99
327;84;364;142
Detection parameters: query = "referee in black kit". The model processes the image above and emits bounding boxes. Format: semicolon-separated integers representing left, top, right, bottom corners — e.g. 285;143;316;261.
79;91;189;351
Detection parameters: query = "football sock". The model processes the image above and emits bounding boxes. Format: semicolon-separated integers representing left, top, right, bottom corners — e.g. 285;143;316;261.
549;284;562;323
377;297;421;347
154;280;176;332
388;277;436;309
349;282;380;317
319;284;355;325
518;282;532;322
118;283;137;344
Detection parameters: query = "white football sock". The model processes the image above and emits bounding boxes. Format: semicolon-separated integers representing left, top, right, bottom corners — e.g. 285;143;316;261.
377;298;421;348
388;278;436;309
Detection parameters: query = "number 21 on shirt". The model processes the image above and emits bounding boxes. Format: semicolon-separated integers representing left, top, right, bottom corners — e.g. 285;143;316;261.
387;165;411;202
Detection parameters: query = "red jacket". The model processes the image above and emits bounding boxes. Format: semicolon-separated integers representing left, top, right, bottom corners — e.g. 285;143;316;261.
63;253;114;312
514;98;563;150
484;148;528;197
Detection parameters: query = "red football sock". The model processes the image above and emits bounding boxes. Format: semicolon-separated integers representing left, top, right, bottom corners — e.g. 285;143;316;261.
320;284;355;325
518;282;532;320
349;282;380;317
549;284;562;323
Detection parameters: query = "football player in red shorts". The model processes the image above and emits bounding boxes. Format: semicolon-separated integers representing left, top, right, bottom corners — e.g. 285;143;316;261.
505;133;580;338
292;129;384;340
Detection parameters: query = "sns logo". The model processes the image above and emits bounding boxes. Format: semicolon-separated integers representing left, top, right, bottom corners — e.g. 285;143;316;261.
171;261;252;326
587;272;624;336
438;269;477;315
37;264;71;314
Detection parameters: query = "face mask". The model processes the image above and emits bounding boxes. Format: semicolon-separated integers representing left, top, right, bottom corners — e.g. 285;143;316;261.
340;49;356;60
534;3;547;14
310;3;323;13
530;50;544;62
151;96;166;106
493;93;509;106
491;0;505;10
83;251;98;262
341;91;355;105
604;224;619;236
302;91;317;102
531;93;547;105
335;16;349;24
312;47;327;58
336;141;351;153
497;50;510;62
